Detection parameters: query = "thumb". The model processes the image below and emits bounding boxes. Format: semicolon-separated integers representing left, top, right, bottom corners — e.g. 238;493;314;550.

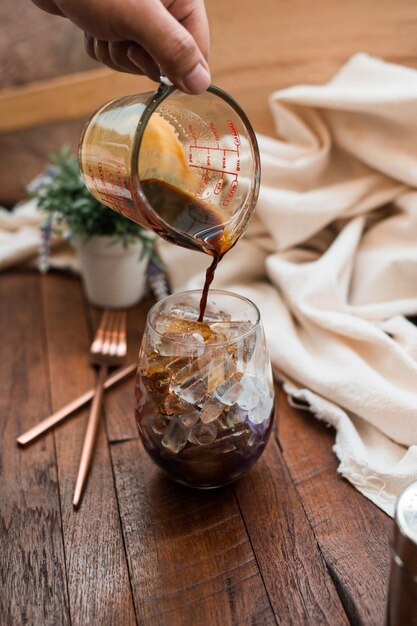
124;0;211;93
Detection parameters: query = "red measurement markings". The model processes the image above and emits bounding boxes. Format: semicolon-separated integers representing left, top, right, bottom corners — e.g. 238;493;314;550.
209;121;220;145
227;119;241;146
189;145;239;153
88;163;115;206
88;165;99;194
116;167;126;194
195;172;210;197
214;177;224;195
223;179;239;207
97;162;109;191
189;164;239;177
187;123;198;144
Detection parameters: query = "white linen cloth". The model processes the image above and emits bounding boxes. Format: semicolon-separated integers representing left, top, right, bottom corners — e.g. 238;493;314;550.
0;199;79;272
158;53;417;516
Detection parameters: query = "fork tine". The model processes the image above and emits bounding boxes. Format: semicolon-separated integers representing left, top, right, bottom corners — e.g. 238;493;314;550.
109;311;122;356
101;311;115;355
91;309;109;354
116;312;127;357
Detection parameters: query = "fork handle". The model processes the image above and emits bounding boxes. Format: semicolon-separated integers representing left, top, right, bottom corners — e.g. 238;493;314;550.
73;365;108;508
16;363;136;446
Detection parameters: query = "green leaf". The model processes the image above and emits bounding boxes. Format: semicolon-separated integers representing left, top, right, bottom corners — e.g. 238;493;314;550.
32;147;157;261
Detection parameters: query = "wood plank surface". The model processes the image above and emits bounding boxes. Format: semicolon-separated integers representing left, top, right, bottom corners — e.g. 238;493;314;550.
1;270;394;625
2;0;417;138
0;273;70;625
40;272;137;626
110;438;277;626
278;387;392;626
207;0;417;137
233;435;349;625
3;1;410;622
0;69;154;133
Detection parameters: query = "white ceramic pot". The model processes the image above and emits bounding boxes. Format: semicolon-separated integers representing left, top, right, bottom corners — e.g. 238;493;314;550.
74;236;149;308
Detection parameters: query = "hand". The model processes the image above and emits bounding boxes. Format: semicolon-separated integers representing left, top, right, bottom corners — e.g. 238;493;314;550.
30;0;211;94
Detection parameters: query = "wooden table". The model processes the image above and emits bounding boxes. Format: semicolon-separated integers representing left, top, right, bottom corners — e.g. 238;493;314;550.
1;270;391;625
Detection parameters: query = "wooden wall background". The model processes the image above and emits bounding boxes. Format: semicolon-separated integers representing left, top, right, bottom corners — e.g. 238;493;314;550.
1;0;417;204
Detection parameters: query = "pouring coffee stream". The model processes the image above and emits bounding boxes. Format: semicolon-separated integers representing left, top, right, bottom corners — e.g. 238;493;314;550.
140;177;232;320
78;82;260;317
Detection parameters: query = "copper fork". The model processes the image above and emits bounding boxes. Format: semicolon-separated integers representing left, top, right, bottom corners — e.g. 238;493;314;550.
73;310;127;508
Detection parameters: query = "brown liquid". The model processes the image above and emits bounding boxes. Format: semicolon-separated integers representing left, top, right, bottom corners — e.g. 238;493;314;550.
135;374;274;489
141;179;231;320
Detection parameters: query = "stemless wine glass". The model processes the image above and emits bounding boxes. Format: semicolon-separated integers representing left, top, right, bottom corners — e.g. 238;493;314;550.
135;290;275;488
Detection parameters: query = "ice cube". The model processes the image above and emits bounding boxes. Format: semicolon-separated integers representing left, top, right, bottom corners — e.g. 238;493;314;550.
206;329;230;345
204;436;236;454
248;392;274;425
155;331;207;358
151;412;171;435
154;314;212;340
235;374;259;411
169;302;200;321
166;356;190;375
238;325;264;371
209;320;251;338
214;371;244;406
170;353;211;384
224;404;248;426
181;411;200;427
207;352;236;393
200;397;224;424
170;354;211;405
247;432;260;447
205;320;241;348
163;392;194;416
188;422;217;445
201;308;231;323
174;378;208;405
161;419;189;453
141;352;171;395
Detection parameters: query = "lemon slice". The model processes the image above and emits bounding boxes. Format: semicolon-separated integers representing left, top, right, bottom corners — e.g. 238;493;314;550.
139;112;195;186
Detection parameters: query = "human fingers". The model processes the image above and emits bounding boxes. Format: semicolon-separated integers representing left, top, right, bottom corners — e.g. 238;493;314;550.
85;35;142;74
166;0;210;63
84;34;161;81
30;0;64;16
108;41;152;74
120;0;211;93
125;44;161;81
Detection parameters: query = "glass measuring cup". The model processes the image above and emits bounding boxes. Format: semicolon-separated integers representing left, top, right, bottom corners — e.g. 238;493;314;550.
78;82;260;257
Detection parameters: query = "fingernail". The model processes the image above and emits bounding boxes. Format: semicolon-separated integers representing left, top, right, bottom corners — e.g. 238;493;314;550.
184;63;211;93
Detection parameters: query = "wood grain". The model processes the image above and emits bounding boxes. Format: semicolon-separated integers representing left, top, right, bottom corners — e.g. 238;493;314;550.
110;438;277;626
277;387;392;626
207;0;417;136
233;434;349;625
0;273;70;625
3;0;417;138
41;273;137;626
0;69;154;133
3;1;411;621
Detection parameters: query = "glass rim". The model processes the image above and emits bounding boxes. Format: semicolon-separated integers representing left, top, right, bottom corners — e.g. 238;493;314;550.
147;288;261;347
129;82;261;250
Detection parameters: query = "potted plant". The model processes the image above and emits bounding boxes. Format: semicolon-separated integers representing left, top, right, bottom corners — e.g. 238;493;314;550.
34;148;156;308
